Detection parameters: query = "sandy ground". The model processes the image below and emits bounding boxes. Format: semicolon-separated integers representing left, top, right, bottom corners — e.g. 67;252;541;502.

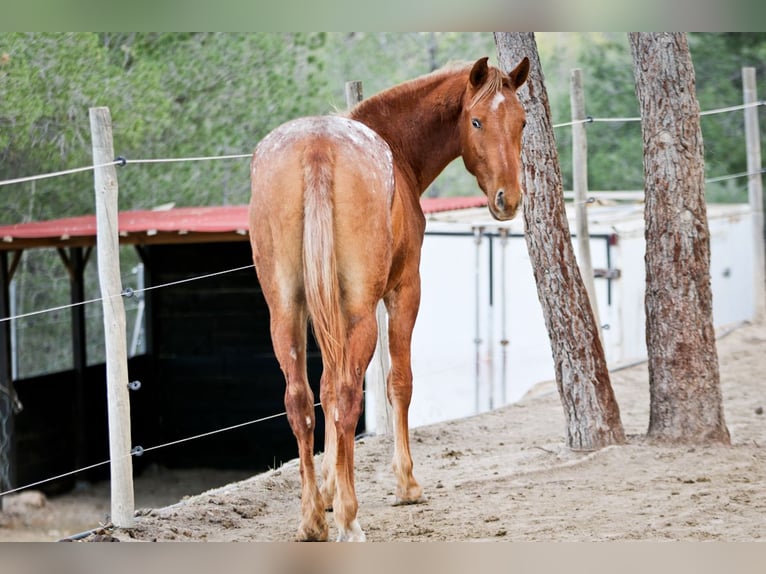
1;320;764;543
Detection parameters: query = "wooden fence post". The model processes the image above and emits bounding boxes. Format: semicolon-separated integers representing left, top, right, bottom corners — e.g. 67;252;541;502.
345;81;394;436
742;67;765;322
344;81;363;111
90;106;135;528
570;69;603;346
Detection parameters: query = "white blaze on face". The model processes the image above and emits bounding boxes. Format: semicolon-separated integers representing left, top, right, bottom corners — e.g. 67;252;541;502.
487;91;511;176
490;92;506;112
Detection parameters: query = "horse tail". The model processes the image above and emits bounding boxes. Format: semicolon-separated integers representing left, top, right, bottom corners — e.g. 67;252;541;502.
302;144;347;380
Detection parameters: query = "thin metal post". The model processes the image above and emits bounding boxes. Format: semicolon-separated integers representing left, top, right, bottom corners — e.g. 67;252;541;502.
473;226;483;414
499;228;509;405
487;235;495;410
69;247;88;481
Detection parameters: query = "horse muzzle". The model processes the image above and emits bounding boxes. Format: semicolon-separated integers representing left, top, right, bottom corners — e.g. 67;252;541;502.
490;187;521;221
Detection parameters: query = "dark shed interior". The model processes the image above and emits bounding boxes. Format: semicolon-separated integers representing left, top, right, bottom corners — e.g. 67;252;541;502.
0;207;346;495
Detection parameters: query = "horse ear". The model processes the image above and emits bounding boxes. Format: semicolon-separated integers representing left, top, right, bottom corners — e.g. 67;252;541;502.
469;57;490;88
509;57;530;90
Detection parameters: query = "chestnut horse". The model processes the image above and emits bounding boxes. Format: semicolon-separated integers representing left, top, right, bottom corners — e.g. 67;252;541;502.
248;56;529;541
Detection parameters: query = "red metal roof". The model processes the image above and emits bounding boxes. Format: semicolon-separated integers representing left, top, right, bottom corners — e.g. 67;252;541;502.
0;196;488;250
420;195;487;214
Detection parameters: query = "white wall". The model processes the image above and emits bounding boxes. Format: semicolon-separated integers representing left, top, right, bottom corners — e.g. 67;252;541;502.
365;203;757;432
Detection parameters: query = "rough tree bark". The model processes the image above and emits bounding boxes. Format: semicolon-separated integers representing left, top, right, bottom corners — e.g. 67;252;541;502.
494;32;625;450
629;33;730;444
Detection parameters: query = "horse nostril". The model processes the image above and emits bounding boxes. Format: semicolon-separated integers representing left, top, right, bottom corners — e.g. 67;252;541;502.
495;189;505;210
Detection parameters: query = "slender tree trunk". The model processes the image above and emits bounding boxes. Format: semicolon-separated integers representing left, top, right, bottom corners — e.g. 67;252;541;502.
629;33;730;444
494;32;625;450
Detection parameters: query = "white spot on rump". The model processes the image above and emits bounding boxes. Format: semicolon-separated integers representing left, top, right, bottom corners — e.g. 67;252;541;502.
254;116;394;189
253;114;396;210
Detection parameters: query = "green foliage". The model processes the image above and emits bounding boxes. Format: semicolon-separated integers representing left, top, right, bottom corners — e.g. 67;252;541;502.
0;33;172;222
536;33;647;193
0;32;333;225
689;32;766;203
567;33;644;192
537;32;766;202
100;32;335;210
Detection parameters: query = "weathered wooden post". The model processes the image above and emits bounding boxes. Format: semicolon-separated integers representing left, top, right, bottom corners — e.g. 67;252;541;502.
90;106;135;527
742;67;765;321
570;68;603;346
345;81;394;435
344;81;363;113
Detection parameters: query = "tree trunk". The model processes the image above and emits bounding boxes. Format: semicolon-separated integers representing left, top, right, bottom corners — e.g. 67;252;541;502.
628;33;730;444
494;33;625;450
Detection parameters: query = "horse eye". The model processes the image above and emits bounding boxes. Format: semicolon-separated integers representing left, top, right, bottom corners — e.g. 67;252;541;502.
471;118;482;129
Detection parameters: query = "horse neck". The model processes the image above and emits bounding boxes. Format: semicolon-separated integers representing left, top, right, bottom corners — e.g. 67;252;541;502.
348;71;467;195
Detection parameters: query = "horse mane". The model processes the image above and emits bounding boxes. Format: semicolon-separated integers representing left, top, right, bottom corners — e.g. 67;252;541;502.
346;60;509;119
345;65;460;118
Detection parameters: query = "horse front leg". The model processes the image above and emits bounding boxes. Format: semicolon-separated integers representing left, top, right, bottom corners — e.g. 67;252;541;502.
384;280;425;505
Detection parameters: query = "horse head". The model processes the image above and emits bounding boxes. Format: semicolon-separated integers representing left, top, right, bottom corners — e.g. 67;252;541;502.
460;56;530;221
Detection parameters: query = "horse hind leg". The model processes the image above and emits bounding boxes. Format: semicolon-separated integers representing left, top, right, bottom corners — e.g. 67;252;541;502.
270;307;328;542
328;309;379;542
319;376;337;511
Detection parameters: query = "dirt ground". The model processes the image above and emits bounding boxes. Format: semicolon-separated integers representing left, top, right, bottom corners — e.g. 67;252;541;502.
2;320;764;543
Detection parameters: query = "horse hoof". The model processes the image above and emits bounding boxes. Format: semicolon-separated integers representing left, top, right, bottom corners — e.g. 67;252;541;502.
393;494;427;506
394;483;425;506
336;519;366;542
296;521;329;542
